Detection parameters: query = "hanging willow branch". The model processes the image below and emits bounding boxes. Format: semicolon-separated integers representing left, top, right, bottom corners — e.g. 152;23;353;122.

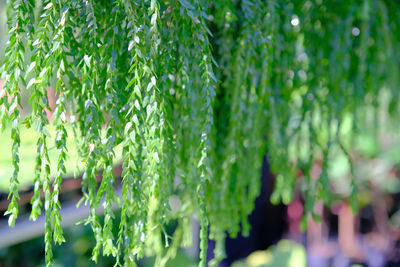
1;0;400;266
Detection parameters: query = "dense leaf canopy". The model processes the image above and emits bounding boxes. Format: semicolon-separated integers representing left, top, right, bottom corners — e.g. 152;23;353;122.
1;0;400;266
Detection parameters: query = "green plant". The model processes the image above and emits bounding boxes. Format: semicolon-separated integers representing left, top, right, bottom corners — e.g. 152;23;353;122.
1;0;400;266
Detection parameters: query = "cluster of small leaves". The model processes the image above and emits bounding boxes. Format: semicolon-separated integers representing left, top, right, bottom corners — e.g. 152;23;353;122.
1;0;34;229
1;0;400;266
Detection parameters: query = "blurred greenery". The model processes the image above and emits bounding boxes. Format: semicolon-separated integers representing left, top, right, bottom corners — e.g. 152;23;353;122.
287;98;400;205
0;224;309;266
231;240;306;267
0;220;119;267
0;211;198;267
326;128;400;198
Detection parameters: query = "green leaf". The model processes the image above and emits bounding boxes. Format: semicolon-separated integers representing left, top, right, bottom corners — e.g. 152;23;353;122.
27;78;35;89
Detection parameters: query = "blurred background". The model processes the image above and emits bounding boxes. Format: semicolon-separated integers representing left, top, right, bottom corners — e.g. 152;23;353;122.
1;1;400;267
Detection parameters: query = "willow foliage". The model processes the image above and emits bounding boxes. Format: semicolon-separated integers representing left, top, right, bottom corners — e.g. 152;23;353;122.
1;0;400;266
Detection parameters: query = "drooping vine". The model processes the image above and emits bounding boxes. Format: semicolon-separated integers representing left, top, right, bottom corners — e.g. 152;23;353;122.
1;0;400;266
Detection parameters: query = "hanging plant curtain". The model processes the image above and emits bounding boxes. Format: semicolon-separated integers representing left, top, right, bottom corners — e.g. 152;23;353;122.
1;0;399;266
